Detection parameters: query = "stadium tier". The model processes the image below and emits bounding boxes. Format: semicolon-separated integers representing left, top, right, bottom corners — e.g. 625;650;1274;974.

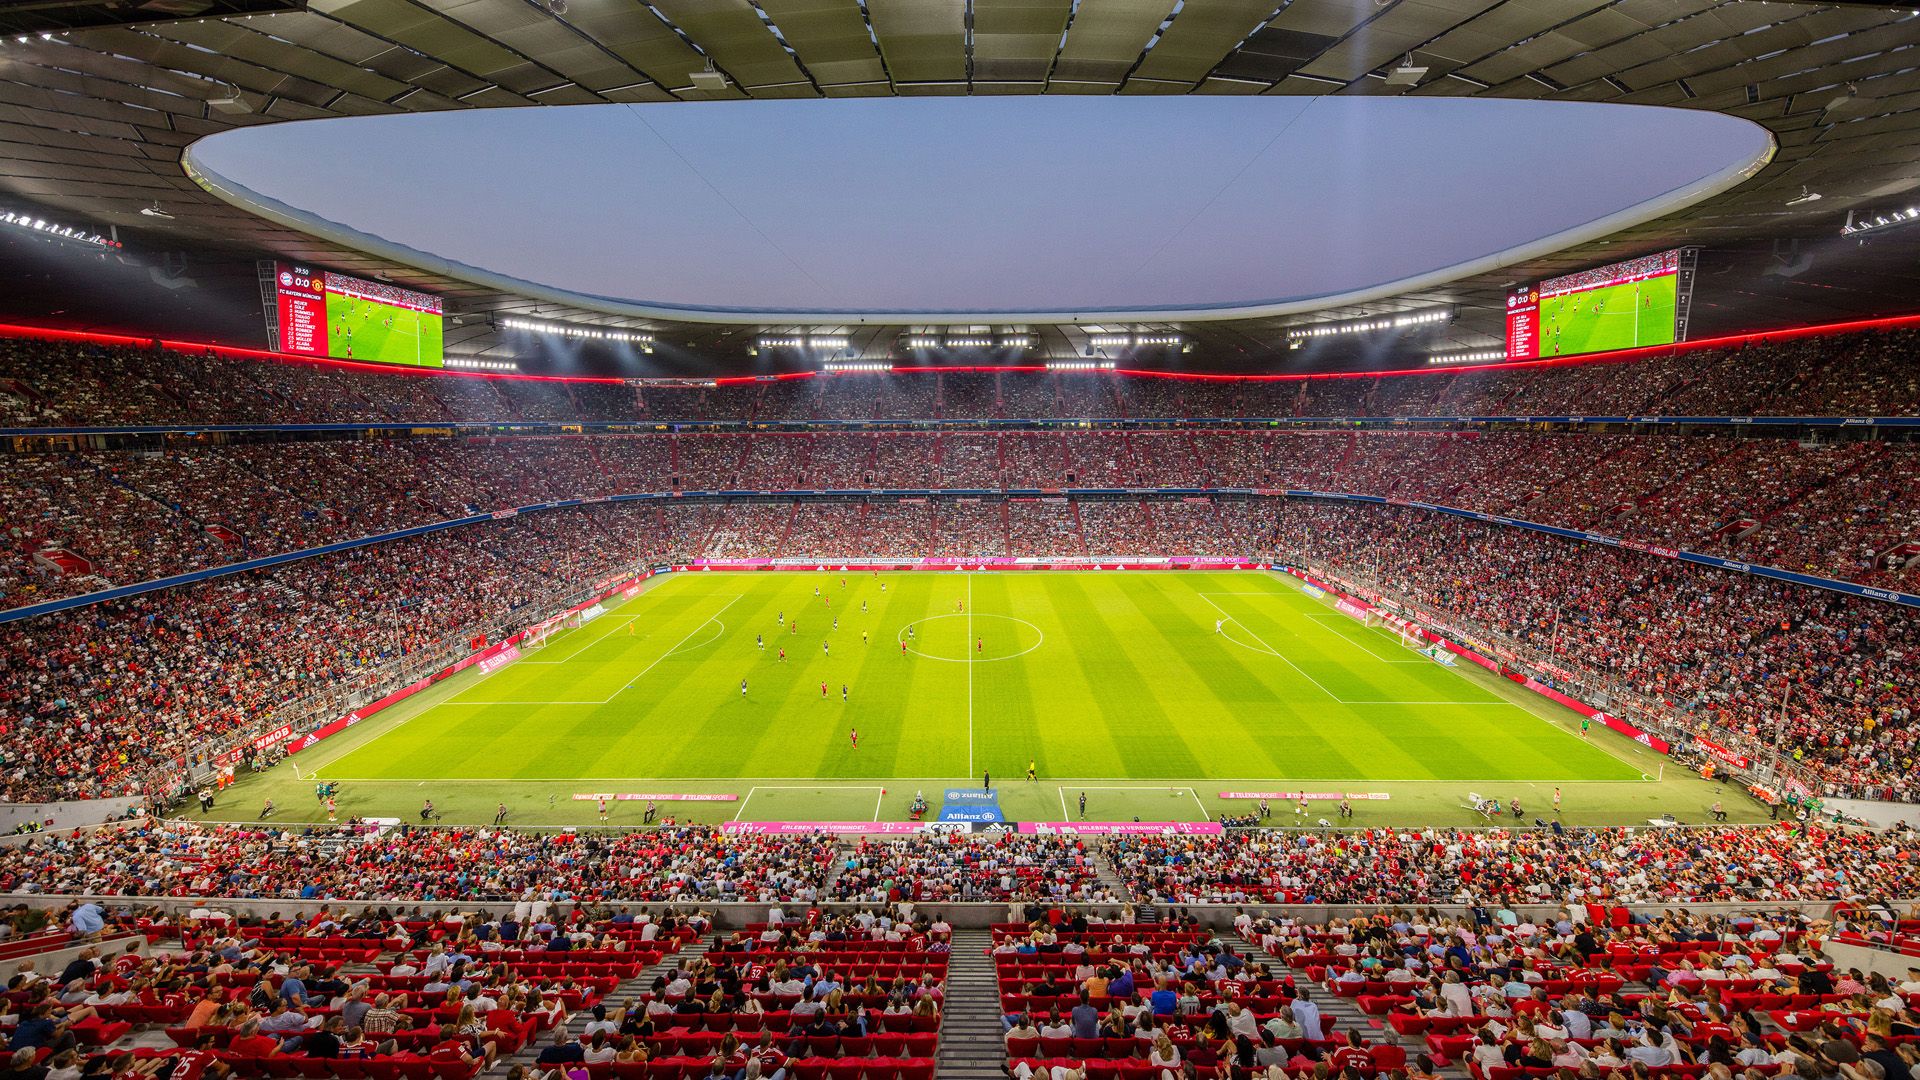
5;331;1920;429
13;11;1920;1080
0;330;1917;813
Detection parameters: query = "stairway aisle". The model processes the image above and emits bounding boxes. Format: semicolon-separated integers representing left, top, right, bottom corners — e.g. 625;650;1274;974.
504;933;710;1069
937;928;1005;1080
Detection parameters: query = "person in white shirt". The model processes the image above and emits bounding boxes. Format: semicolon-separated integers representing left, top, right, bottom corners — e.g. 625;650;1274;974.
582;1034;618;1064
1471;1034;1505;1072
582;1005;619;1037
1226;1003;1258;1039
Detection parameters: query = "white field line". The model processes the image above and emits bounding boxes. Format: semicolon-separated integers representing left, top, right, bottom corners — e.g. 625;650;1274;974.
966;573;974;781
519;615;646;663
304;631;535;776
734;785;889;822
317;774;1654;785
1198;593;1345;702
608;596;742;700
1301;612;1427;663
329;592;737;776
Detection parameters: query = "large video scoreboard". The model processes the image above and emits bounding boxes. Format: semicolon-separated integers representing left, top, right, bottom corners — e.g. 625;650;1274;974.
1506;248;1694;361
262;262;445;368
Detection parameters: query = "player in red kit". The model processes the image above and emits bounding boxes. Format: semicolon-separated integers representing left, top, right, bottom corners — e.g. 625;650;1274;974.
820;681;828;699
849;728;858;749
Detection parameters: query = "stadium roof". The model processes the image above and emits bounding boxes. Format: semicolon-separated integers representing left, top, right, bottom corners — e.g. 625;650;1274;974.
2;0;1919;368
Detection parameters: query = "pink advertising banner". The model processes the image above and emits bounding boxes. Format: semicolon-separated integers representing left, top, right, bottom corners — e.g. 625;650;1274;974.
1015;822;1225;836
721;821;970;835
572;793;740;802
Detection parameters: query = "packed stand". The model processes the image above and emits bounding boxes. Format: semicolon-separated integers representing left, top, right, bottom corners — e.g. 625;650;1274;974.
830;834;1116;903
1258;500;1920;800
1106;823;1920;904
0;820;833;901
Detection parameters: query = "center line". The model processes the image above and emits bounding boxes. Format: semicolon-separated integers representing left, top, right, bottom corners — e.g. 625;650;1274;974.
966;572;974;781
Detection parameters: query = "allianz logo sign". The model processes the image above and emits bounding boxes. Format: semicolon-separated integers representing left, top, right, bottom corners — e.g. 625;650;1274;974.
1860;588;1898;601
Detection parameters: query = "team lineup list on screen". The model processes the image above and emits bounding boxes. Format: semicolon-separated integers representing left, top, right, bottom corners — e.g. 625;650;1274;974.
275;264;327;357
1505;287;1540;360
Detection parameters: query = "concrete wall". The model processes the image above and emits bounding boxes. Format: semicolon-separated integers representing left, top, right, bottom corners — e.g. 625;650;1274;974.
1820;938;1920;981
1824;798;1920;830
0;798;143;841
13;934;149;979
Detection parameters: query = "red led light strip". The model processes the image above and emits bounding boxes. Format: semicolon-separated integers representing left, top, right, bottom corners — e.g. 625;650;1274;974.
5;309;1920;385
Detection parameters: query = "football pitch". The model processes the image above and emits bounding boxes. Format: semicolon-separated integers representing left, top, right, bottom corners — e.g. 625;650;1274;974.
1538;275;1677;357
215;570;1764;829
326;294;443;367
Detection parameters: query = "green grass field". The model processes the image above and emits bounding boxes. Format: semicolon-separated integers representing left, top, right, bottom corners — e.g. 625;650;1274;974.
208;570;1766;830
1538;274;1677;357
326;293;443;367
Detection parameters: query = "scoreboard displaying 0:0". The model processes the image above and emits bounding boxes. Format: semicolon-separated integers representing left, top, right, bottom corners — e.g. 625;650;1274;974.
271;262;445;369
1505;249;1683;361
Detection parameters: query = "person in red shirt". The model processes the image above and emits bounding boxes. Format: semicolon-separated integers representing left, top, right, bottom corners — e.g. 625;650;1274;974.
164;1034;228;1080
1329;1032;1373;1073
225;1020;281;1059
749;1033;786;1075
428;1037;490;1072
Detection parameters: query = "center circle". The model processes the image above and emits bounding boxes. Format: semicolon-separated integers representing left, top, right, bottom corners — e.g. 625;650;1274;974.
897;613;1045;663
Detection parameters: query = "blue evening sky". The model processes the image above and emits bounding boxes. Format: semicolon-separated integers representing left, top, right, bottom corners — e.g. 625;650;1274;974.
191;97;1769;315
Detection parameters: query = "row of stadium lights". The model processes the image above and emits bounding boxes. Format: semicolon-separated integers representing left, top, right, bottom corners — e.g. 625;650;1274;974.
0;209;119;249
757;335;849;350
1427;349;1506;365
500;318;654;349
1286;309;1452;341
904;335;1033;349
1841;207;1920;236
823;360;1117;374
446;358;518;372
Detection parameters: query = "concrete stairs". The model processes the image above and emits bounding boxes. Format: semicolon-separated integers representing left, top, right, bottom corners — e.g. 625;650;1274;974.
504;934;709;1067
936;929;1005;1080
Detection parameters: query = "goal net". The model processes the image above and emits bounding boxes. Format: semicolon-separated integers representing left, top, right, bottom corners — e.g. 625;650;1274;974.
524;615;567;649
1384;616;1458;666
